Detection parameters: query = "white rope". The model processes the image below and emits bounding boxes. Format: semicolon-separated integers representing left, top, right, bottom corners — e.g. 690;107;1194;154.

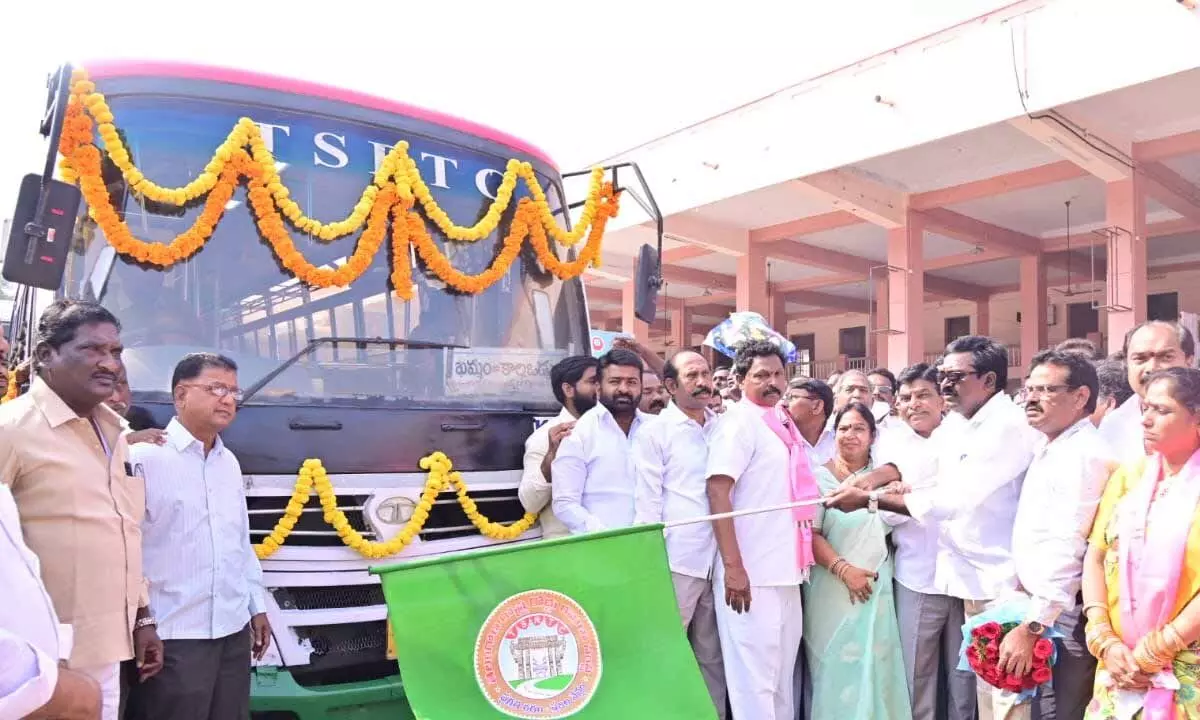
663;498;825;529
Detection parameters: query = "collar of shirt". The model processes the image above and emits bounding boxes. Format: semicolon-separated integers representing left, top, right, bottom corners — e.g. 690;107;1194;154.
661;401;715;430
586;402;649;436
164;417;225;457
963;390;1017;431
1033;415;1094;456
29;378;125;436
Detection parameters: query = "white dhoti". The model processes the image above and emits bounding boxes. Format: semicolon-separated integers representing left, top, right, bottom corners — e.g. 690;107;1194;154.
713;573;803;720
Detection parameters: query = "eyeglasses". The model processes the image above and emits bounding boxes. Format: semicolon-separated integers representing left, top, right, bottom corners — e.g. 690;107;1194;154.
181;382;244;401
936;369;979;386
839;383;871;395
1022;383;1072;398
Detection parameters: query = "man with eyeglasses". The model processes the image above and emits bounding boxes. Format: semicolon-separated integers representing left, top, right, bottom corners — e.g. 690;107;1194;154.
784;378;835;469
995;350;1112;720
825;336;1037;720
125;353;270;720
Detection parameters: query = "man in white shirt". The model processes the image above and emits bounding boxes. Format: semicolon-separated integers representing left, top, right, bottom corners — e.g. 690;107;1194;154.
1;482;101;719
1002;350;1113;720
518;356;599;539
885;363;975;720
552;348;649;533
1097;320;1194;466
785;378;835;468
1090;359;1133;428
639;370;669;414
706;340;806;720
827;336;1037;720
125;353;270;720
633;350;726;718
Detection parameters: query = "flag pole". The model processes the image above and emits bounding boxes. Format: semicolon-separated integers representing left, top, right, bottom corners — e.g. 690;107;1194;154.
663;498;825;529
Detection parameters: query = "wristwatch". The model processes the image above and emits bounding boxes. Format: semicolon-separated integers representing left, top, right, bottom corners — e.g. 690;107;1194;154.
1024;620;1045;635
134;616;157;632
867;490;880;514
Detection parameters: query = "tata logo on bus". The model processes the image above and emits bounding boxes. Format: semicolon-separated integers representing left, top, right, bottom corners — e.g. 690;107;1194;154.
250;122;508;200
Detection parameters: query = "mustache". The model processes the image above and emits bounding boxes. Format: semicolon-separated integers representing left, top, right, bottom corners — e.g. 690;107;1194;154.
1025;402;1043;413
691;386;713;398
762;385;781;397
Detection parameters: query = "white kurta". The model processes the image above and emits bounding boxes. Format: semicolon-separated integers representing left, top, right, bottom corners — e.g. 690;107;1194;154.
705;399;804;720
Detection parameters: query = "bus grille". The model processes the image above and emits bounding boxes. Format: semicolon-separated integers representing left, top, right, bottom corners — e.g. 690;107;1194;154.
246;489;526;545
272;585;385;611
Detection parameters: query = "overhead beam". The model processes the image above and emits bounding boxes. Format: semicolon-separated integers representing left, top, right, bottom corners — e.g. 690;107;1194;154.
910;160;1087;209
660;213;750;256
790;170;907;228
1042;217;1200;250
923;275;990;302
748;210;863;242
1007;115;1131;182
782;289;867;313
1138;162;1200;225
1135;129;1200;162
760;239;871;275
583;284;622;304
918;207;1043;255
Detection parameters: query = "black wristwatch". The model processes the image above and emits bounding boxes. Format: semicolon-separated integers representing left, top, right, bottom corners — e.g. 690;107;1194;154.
1024;620;1045;635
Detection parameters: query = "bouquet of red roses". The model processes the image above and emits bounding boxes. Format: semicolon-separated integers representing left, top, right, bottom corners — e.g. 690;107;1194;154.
959;605;1062;702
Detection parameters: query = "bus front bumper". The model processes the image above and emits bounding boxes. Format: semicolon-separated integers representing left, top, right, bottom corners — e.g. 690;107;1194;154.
249;667;414;720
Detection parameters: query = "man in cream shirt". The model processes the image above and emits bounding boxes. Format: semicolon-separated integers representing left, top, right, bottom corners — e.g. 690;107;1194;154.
634;350;726;718
519;356;599;539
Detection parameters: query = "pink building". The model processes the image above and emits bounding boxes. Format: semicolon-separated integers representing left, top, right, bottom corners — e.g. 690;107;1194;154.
586;0;1200;383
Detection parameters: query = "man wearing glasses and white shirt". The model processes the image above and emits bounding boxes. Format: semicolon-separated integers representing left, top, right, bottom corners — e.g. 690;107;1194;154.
826;336;1038;720
1;480;102;719
633;350;726;719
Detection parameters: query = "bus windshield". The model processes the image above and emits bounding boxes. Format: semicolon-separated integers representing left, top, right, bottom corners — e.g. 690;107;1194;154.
62;94;589;408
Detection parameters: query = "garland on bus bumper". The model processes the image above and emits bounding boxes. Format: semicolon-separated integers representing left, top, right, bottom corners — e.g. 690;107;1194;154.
57;68;620;298
254;452;537;560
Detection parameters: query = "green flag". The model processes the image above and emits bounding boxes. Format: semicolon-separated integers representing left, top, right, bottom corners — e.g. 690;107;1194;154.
371;525;718;719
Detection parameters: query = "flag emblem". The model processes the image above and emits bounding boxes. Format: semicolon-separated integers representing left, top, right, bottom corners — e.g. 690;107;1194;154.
474;589;603;718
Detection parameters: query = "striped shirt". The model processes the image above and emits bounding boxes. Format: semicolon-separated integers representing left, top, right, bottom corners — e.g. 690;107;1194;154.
131;418;265;640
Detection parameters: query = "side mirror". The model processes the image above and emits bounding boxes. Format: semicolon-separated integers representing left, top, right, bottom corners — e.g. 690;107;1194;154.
633;242;661;324
3;174;81;291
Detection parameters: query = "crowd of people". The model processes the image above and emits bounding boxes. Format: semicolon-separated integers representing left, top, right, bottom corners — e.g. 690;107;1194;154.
3;296;1200;720
1;300;268;720
517;323;1200;720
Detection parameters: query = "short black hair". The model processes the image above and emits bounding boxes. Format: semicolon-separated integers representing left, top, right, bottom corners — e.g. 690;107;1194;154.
832;400;878;439
897;362;939;388
598;348;644;377
36;299;121;351
788;378;834;421
1029;348;1099;414
549;356;600;405
171;352;238;391
1144;366;1200;416
1095;359;1134;407
733;340;786;378
663;350;705;384
1122;320;1196;359
945;335;1009;391
1055;338;1102;362
867;367;898;393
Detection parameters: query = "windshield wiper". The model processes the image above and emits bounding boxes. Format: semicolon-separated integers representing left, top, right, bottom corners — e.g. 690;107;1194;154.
239;336;467;405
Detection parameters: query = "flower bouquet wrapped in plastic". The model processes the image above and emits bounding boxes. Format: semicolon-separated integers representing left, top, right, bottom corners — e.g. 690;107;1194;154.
958;598;1064;702
702;311;796;361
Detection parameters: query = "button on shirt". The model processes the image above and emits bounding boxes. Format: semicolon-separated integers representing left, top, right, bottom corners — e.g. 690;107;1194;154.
1012;417;1115;626
903;392;1037;601
518;408;574;540
131;418;266;640
552;404;650;534
0;482;73;718
706;400;802;587
633;403;719;579
1096;394;1145;468
0;378;146;668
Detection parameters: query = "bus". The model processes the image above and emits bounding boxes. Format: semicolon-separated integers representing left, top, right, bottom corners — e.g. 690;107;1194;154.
4;61;661;719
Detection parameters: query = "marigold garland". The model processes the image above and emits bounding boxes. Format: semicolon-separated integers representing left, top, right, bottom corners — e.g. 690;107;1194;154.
57;67;621;297
0;372;17;404
254;452;537;560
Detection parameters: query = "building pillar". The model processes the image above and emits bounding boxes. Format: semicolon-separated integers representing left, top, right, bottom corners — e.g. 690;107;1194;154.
770;293;788;334
621;281;650;342
1020;254;1048;373
870;275;889;367
1104;177;1148;346
975;298;991;337
736;244;770;316
668;300;689;349
885;217;925;370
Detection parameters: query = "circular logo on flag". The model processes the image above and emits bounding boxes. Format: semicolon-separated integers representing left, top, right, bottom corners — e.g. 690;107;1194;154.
590;335;604;353
474;589;602;718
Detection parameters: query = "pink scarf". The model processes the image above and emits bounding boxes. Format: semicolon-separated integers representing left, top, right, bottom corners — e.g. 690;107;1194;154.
756;399;820;575
1116;449;1200;720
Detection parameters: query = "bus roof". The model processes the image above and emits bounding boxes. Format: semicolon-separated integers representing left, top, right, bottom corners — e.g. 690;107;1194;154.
84;60;559;170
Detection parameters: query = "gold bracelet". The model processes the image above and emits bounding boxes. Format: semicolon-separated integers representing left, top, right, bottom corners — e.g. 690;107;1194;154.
1133;634;1172;673
1098;637;1123;663
1082;601;1108;619
1163;623;1187;654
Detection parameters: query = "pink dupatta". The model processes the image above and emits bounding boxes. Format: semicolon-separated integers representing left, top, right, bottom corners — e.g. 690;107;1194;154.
1116;448;1200;720
757;399;820;575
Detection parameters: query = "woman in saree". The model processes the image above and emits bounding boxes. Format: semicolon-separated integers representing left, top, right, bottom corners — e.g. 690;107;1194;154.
1082;366;1200;719
804;401;912;719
